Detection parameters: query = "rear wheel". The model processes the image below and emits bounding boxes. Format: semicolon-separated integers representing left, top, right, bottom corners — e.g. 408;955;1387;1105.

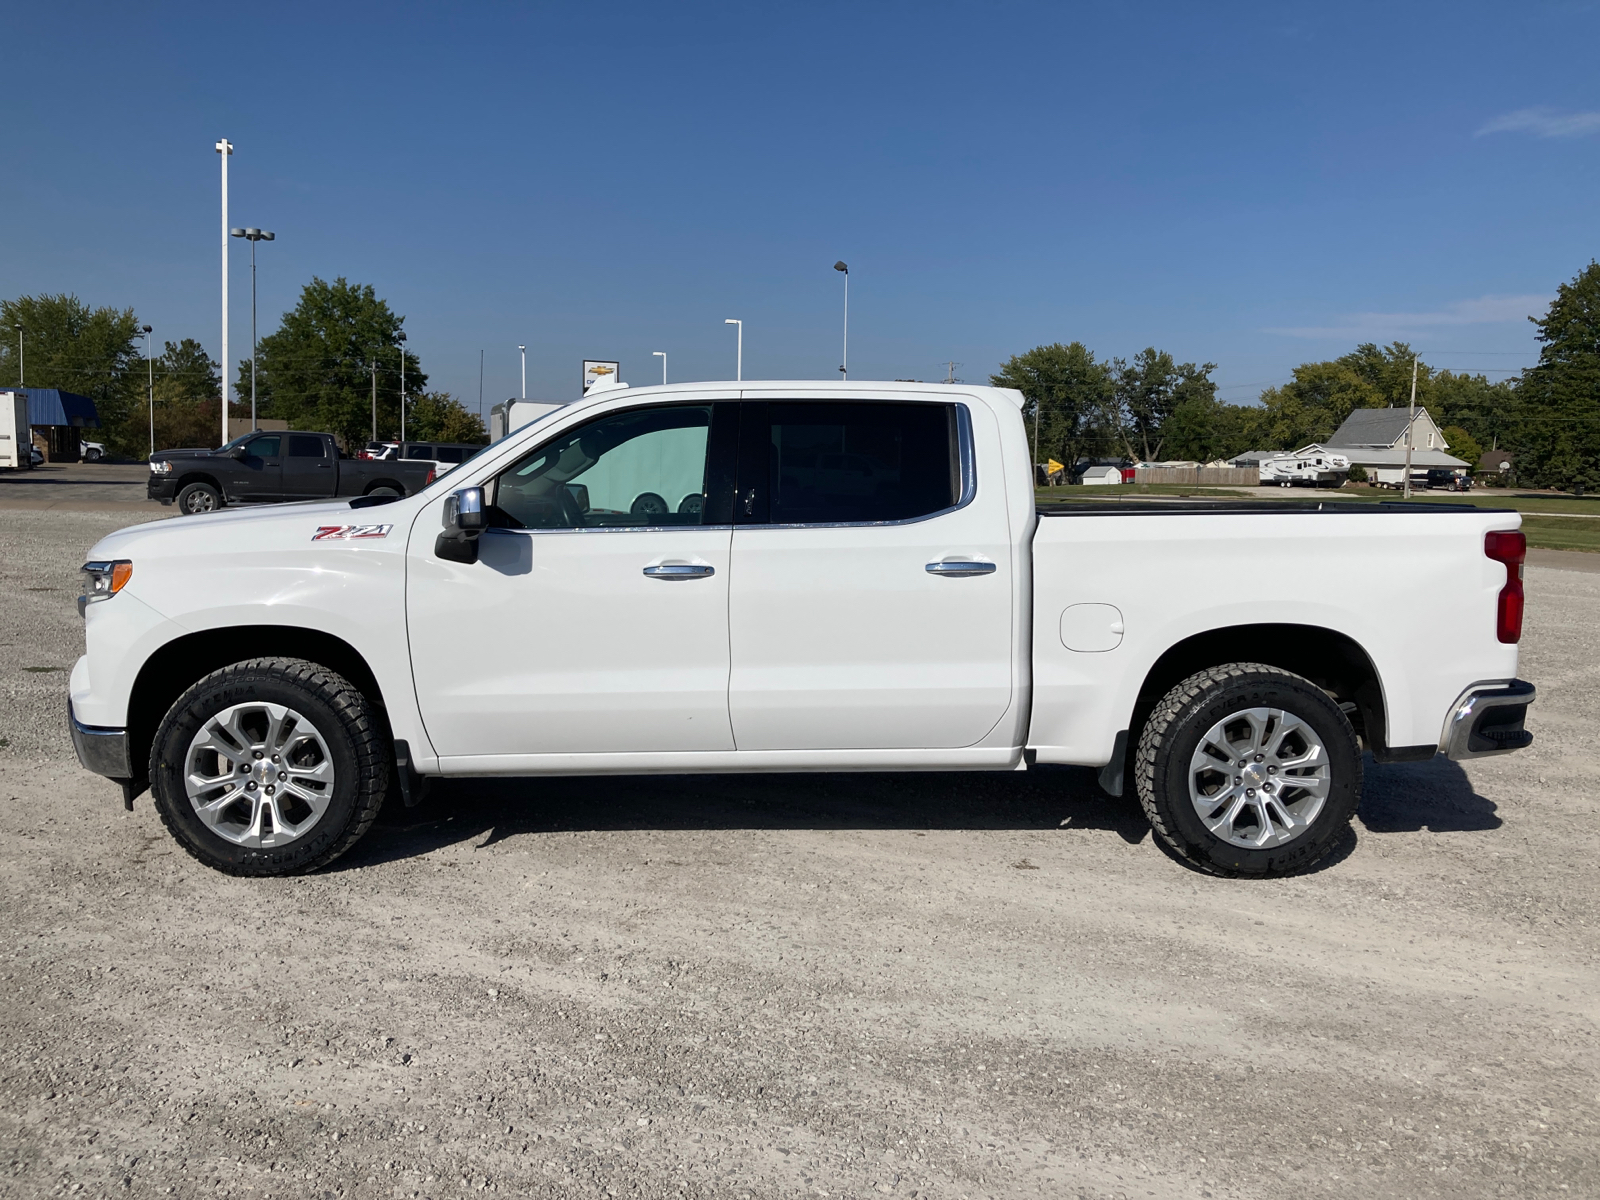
149;658;388;876
176;481;222;513
1135;664;1361;876
84;447;103;462
365;484;402;499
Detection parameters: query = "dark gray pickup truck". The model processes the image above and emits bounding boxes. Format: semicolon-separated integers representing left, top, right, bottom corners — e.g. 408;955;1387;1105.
148;430;437;514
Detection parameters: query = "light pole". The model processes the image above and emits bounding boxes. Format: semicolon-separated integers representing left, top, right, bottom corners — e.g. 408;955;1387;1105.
724;319;742;381
12;325;20;386
371;358;379;442
216;138;233;444
230;227;274;431
397;331;408;445
518;345;526;400
834;261;848;379
1403;355;1419;500
652;351;666;384
141;325;154;459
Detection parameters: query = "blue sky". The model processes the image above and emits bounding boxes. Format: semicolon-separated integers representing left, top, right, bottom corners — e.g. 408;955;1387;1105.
4;1;1598;410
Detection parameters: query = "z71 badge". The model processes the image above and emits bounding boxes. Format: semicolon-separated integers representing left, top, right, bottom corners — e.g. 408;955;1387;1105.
312;523;393;541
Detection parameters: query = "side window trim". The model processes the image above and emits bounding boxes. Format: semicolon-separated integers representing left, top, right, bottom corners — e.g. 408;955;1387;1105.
732;400;976;529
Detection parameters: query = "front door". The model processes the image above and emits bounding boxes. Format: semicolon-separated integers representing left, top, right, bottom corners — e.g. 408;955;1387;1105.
728;398;1016;750
407;401;740;759
232;434;282;501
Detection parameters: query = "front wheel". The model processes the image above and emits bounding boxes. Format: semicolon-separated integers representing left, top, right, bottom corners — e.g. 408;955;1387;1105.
149;658;389;876
1135;664;1361;876
84;448;102;462
176;481;223;513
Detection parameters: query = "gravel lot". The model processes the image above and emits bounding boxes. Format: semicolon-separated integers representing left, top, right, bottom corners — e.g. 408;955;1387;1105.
2;506;1596;1200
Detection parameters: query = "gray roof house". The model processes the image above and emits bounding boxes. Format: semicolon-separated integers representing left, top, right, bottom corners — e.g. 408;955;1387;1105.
1321;407;1467;472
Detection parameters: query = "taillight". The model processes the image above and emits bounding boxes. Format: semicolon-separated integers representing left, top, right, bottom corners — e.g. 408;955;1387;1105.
1484;529;1525;644
425;467;436;485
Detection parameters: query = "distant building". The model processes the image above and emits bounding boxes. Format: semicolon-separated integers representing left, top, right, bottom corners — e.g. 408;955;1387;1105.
1322;406;1466;485
24;388;101;462
1479;449;1514;474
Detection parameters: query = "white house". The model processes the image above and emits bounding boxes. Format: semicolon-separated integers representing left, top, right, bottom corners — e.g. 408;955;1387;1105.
1322;407;1468;485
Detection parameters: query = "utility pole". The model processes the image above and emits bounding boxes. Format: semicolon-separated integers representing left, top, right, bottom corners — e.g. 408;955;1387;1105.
941;361;960;384
1403;355;1418;500
478;349;484;422
398;332;407;445
216;139;233;444
141;325;154;459
371;359;378;442
13;325;21;385
519;345;527;400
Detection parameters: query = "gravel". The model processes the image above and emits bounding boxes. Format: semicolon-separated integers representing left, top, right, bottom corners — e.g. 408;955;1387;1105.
2;508;1596;1200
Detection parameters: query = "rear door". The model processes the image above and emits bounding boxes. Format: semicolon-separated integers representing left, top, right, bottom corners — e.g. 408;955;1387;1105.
727;397;1015;750
281;433;336;498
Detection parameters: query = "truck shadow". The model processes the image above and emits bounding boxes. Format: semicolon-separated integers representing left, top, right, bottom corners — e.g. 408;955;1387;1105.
1358;754;1503;834
338;755;1499;873
342;765;1153;870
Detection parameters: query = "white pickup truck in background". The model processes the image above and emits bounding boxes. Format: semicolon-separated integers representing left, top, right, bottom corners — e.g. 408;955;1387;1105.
68;381;1535;879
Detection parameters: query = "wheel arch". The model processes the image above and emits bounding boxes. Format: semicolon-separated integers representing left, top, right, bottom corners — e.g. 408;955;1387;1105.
126;626;389;784
364;478;407;496
1130;623;1391;758
174;471;225;494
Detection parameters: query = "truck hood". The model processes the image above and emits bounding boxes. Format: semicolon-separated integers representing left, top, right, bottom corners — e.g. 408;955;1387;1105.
85;496;419;562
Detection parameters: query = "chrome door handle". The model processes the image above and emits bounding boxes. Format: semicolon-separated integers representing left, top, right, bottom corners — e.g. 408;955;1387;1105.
643;563;715;580
926;560;996;577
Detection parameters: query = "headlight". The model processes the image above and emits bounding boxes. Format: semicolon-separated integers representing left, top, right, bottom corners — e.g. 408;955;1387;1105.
79;560;133;616
150;460;172;474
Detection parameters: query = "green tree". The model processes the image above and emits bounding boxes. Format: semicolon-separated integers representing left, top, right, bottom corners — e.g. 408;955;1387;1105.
406;391;487;444
991;342;1116;474
0;293;145;454
147;340;228;453
1163;393;1264;462
1441;425;1484;475
1430;371;1519;455
1112;348;1217;461
1515;261;1600;491
248;277;425;450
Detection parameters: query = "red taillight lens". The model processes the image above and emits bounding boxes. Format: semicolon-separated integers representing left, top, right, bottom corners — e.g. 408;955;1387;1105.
425;467;436;485
1484;529;1526;644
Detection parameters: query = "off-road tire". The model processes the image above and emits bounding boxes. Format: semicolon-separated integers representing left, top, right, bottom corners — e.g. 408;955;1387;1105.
149;658;388;876
1135;663;1361;877
176;481;223;513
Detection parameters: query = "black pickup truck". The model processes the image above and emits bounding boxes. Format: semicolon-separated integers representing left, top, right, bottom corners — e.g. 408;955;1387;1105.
148;430;437;514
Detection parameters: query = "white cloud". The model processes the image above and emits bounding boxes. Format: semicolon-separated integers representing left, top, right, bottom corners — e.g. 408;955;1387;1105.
1267;294;1548;339
1475;107;1600;138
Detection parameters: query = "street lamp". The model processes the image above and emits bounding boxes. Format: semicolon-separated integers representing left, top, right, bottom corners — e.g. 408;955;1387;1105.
230;226;274;431
140;325;154;459
397;331;408;445
834;261;848;379
652;351;666;384
216;138;233;443
518;345;527;400
12;325;20;386
724;319;742;382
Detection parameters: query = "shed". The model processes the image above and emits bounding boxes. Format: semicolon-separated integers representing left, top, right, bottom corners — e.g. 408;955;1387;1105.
1079;464;1123;486
24;388;101;462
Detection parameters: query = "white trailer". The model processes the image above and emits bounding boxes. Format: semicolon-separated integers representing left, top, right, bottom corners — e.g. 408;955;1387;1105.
1259;451;1350;487
489;400;566;442
0;392;31;469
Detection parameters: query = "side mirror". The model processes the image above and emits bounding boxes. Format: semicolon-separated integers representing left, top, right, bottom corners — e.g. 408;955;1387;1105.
228;445;247;459
435;486;486;564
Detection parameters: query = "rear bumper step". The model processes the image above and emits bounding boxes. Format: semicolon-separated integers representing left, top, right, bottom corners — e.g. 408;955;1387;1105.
1443;680;1536;761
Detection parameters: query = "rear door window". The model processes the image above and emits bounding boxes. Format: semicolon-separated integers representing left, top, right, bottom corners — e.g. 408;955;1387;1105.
737;401;960;525
287;434;325;458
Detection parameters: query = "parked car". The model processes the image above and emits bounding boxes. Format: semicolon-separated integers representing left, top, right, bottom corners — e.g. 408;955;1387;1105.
81;439;107;462
147;431;436;514
1425;468;1471;491
29;445;43;467
74;382;1534;880
393;441;486;478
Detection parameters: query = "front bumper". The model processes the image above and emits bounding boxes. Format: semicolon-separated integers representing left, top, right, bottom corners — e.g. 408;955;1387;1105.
147;473;176;503
1443;679;1536;761
68;700;132;779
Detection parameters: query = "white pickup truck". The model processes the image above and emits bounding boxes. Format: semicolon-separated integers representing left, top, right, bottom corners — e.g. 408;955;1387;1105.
68;382;1535;879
